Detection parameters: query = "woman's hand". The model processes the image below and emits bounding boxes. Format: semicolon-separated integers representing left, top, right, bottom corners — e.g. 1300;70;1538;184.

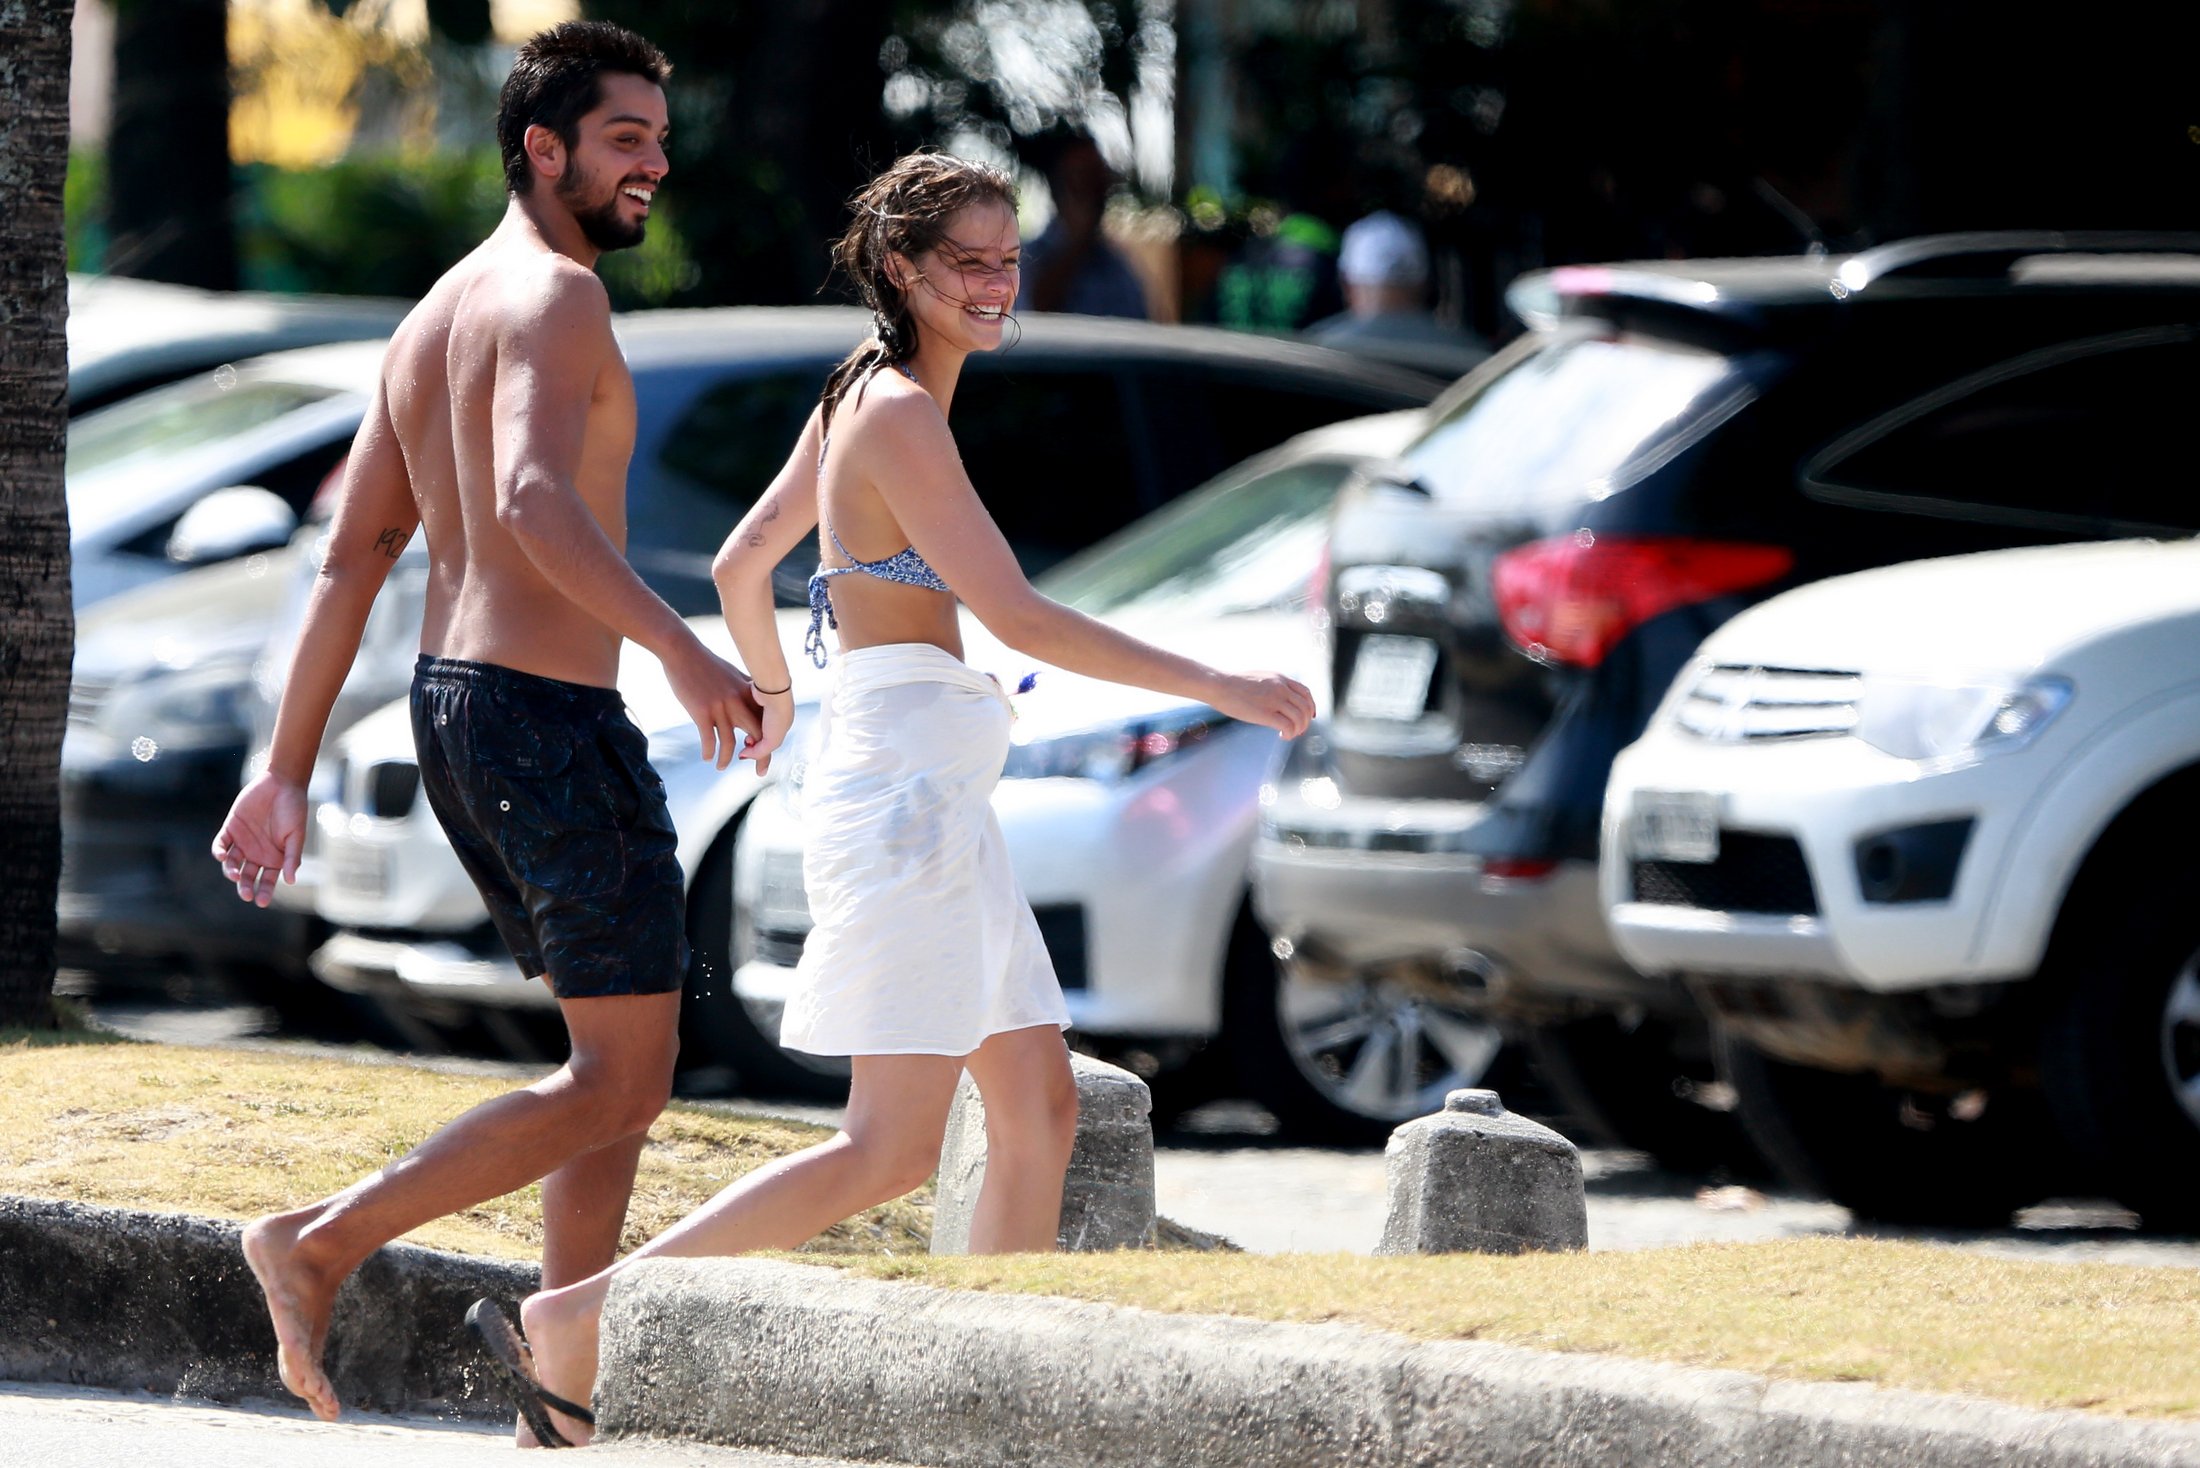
1212;672;1317;739
741;690;798;777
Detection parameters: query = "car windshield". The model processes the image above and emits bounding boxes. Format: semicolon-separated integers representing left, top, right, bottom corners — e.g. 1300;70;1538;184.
1035;457;1353;620
1403;332;1741;510
67;377;340;481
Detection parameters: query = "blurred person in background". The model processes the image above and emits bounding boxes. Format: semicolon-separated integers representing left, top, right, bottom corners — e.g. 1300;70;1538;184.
1304;210;1487;380
1019;131;1150;319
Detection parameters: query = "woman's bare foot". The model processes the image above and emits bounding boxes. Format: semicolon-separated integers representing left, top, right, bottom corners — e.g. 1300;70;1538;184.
520;1280;609;1448
241;1207;343;1421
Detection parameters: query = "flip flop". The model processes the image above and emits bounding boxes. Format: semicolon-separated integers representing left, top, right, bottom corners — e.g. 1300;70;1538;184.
463;1297;595;1449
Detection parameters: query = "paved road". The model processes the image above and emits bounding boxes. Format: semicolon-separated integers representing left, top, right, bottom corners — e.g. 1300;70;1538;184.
73;981;2200;1266
0;1381;904;1466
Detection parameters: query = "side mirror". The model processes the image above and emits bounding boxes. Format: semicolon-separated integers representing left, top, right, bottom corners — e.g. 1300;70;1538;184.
166;485;299;565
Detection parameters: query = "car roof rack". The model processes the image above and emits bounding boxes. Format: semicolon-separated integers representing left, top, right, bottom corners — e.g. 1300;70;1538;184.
1838;231;2200;292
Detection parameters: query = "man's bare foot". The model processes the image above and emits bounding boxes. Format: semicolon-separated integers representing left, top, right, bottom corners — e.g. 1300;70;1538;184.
520;1281;607;1448
241;1208;343;1422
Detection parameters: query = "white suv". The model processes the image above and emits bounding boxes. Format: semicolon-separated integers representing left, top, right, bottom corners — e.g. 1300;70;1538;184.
1602;539;2200;1230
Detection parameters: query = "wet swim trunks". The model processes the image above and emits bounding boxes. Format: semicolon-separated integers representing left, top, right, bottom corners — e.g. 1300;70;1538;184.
409;655;687;1000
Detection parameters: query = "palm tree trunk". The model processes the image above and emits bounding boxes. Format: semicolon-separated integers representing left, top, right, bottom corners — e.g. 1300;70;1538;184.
0;0;76;1029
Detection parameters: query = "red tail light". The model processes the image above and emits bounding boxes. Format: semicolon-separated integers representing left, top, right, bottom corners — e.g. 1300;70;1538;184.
1491;533;1793;668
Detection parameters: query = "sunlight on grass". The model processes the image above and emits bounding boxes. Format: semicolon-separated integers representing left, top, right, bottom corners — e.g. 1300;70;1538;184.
0;1039;927;1260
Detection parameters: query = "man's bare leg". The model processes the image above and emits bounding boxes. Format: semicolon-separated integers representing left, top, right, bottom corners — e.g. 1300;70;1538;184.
242;990;679;1421
520;1053;964;1446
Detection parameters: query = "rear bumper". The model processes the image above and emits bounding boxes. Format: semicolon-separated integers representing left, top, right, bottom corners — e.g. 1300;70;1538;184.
1249;832;1656;1017
310;930;551;1011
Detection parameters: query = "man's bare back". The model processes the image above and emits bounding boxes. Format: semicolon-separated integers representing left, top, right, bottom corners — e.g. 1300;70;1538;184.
391;244;633;688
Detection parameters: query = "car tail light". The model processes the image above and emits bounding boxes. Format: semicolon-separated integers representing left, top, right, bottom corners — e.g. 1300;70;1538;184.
1481;856;1557;881
1491;533;1793;668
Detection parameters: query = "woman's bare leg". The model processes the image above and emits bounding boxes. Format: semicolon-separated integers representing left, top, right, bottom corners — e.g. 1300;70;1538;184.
519;1052;965;1445
962;1025;1078;1253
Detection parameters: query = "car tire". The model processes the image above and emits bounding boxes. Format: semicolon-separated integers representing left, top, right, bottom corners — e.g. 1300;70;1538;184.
2039;864;2200;1231
1525;1014;1767;1178
680;831;849;1102
1718;1033;2058;1227
1222;905;1510;1147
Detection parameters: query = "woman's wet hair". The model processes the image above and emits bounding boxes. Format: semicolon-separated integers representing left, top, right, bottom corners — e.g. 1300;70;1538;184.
819;151;1020;432
496;21;671;195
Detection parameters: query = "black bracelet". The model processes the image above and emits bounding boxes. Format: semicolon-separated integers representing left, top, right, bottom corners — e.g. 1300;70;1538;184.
752;680;791;696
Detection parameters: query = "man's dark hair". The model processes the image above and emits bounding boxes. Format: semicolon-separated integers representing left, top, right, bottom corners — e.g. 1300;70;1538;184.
496;21;671;195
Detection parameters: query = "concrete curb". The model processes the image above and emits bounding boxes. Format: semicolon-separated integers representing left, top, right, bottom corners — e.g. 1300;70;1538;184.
0;1195;532;1421
598;1257;2200;1468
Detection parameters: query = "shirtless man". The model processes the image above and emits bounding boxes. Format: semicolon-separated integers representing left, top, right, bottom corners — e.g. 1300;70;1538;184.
209;21;768;1427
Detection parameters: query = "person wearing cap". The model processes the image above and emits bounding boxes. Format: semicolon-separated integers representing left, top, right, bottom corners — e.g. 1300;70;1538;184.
1303;211;1486;380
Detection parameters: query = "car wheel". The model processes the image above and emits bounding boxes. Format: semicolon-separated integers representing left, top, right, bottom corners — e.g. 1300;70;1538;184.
680;832;849;1101
1223;907;1508;1146
1525;1013;1767;1178
2039;865;2200;1231
1719;1033;2058;1227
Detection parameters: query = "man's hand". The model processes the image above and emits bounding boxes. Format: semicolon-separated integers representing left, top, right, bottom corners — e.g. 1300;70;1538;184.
213;773;308;908
665;640;764;769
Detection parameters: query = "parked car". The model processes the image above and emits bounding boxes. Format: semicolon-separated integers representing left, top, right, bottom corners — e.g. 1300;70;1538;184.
66;273;404;416
65;341;389;609
304;413;1491;1117
1602;540;2200;1229
264;313;1442;1032
1249;232;2200;1171
59;541;317;994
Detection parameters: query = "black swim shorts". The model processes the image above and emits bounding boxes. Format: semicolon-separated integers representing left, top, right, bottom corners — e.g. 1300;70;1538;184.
409;655;688;1000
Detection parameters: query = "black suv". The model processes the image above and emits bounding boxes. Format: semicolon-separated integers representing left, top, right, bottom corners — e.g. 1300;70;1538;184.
1248;233;2200;1157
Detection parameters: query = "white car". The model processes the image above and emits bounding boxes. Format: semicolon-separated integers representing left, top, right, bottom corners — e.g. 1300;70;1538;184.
305;413;1498;1138
65;340;384;607
1601;539;2200;1229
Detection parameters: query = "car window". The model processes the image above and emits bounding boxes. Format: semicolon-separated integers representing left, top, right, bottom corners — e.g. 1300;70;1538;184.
67;378;341;479
1802;329;2200;535
1196;377;1408;479
953;364;1140;574
1037;457;1354;619
639;366;832;610
1400;332;1744;511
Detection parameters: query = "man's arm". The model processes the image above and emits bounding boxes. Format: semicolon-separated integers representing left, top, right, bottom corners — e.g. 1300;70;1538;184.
213;383;417;905
491;270;759;764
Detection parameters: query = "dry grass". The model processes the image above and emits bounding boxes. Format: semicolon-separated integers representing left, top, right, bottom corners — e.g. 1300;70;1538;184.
8;1037;2196;1421
0;1035;927;1260
813;1246;2200;1420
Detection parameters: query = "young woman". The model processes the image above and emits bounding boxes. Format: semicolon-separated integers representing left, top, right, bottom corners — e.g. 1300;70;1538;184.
485;150;1312;1447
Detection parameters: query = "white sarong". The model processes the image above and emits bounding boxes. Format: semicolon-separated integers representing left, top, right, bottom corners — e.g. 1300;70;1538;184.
780;642;1070;1057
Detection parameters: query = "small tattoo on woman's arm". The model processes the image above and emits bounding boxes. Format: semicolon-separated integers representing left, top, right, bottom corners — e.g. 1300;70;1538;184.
375;527;411;559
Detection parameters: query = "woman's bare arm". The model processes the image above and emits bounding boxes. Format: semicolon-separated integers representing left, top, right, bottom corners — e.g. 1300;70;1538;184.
846;392;1313;736
710;408;827;771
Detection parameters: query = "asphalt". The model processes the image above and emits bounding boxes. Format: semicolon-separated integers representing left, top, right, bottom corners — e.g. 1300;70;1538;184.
0;1380;910;1466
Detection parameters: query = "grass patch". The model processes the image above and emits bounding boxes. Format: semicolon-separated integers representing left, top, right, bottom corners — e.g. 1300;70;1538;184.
0;1039;927;1260
809;1248;2200;1420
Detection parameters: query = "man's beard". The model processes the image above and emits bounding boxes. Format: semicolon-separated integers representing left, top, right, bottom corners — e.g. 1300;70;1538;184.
558;161;647;252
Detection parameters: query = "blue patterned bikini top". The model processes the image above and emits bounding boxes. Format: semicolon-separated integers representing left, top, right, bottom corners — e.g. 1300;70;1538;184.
804;361;953;667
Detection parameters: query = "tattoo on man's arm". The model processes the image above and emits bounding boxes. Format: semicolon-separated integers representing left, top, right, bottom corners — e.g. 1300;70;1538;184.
375;527;411;559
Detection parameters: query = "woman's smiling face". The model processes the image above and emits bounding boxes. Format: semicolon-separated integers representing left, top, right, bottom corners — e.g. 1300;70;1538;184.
896;200;1020;354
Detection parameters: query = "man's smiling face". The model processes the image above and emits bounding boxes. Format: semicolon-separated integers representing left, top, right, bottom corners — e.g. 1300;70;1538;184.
554;70;670;253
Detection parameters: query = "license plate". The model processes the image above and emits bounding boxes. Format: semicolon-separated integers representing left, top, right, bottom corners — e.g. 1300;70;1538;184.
1344;635;1439;722
331;840;390;898
1632;792;1721;864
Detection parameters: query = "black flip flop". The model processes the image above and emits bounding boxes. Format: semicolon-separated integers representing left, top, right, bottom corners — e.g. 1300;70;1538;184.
463;1297;595;1449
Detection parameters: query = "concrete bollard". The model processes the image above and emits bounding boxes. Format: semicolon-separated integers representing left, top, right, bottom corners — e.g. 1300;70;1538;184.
1376;1088;1588;1255
931;1052;1157;1253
